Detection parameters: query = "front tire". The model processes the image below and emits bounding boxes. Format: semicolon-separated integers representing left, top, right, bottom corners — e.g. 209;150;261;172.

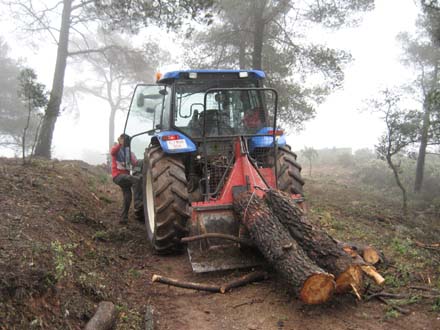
143;145;189;254
276;145;305;195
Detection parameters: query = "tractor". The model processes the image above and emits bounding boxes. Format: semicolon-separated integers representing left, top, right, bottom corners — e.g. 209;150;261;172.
124;70;304;272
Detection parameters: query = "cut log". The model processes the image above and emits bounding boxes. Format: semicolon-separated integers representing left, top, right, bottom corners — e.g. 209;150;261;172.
339;242;382;265
84;301;117;330
361;265;385;286
265;190;363;293
233;191;335;304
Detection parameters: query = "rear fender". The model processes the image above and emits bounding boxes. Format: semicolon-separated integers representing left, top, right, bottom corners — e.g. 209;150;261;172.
155;130;197;154
249;127;287;151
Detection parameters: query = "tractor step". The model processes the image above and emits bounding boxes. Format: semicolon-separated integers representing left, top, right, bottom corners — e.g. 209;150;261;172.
187;244;264;273
187;205;264;273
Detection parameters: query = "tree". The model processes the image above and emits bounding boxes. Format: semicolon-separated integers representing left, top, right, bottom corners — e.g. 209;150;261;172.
301;146;318;176
372;90;421;217
184;0;373;130
0;38;46;156
4;0;216;159
0;38;22;151
399;17;440;192
17;68;48;162
421;0;440;46
68;29;163;150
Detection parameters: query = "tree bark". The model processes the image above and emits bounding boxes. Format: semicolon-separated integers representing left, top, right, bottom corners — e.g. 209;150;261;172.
415;63;438;192
339;242;383;265
251;0;266;70
109;105;116;150
84;301;117;330
152;274;221;292
152;271;267;294
34;0;72;158
233;192;335;304
264;190;363;293
414;98;431;192
386;154;408;217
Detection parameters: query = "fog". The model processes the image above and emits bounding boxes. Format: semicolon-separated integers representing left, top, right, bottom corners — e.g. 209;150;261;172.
0;1;420;164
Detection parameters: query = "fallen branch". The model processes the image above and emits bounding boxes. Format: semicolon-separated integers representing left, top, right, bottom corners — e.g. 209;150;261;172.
375;296;411;315
414;241;440;251
220;270;268;293
181;233;255;247
232;298;265;308
144;305;154;330
84;301;117;330
152;275;220;292
152;270;268;294
366;292;408;300
361;265;385;286
410;285;440;293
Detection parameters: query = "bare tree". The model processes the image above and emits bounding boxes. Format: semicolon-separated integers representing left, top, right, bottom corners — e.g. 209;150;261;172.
373;90;421;217
68;30;164;149
301;146;318;176
4;0;215;159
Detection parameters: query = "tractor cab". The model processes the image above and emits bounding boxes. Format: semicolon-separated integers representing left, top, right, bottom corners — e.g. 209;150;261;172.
125;70;281;154
124;70;303;272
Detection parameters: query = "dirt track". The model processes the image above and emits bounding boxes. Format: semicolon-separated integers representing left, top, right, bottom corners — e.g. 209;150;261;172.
0;158;439;329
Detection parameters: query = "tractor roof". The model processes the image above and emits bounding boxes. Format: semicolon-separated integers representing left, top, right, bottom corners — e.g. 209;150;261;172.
157;69;266;83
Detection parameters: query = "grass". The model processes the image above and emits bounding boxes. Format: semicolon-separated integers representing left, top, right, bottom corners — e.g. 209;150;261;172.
51;240;76;280
431;297;440;312
128;268;141;279
384;308;400;320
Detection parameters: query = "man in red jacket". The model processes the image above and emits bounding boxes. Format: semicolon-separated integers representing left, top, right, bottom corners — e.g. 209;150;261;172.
111;134;142;224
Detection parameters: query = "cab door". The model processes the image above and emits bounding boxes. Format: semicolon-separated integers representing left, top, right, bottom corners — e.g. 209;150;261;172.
124;84;169;160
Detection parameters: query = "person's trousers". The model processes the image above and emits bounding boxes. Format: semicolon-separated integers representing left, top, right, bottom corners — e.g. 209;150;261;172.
113;174;139;221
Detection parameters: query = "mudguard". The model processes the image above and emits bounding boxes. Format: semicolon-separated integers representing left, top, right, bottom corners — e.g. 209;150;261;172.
155;130;197;154
249;127;287;151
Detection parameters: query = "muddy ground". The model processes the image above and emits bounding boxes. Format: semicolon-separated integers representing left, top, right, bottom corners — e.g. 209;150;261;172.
0;158;439;329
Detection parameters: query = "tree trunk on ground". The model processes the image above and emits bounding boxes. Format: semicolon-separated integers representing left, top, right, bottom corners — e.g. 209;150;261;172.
84;301;117;330
265;190;363;293
233;191;335;304
339;242;383;265
34;0;72;158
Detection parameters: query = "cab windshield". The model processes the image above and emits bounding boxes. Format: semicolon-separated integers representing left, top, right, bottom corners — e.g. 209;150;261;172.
173;80;275;137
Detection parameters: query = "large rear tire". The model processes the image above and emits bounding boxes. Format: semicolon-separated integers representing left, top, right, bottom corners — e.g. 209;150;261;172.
143;145;189;254
277;145;305;195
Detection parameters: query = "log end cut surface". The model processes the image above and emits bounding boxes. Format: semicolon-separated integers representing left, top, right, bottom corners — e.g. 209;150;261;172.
335;265;363;294
362;246;381;265
299;273;335;305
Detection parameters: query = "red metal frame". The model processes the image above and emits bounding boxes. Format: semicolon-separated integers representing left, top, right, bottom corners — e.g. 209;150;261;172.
191;139;304;223
192;139;270;209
